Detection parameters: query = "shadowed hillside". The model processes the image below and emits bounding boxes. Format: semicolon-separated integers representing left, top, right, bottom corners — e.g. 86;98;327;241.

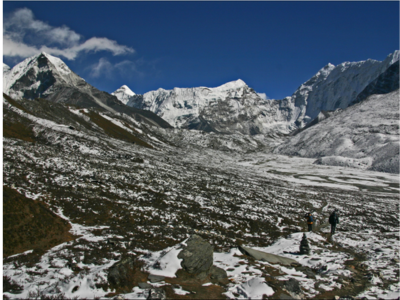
3;186;76;257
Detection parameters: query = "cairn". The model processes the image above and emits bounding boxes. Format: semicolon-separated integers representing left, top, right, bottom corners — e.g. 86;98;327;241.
299;233;310;255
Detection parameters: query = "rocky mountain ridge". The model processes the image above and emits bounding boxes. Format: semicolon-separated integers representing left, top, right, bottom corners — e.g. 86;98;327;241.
113;51;399;135
3;52;172;130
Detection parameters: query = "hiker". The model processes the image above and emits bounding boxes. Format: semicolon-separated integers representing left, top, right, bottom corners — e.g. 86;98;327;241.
305;212;314;232
329;210;339;235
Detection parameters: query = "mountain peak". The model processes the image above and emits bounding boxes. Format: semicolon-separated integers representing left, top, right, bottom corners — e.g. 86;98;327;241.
112;85;136;105
119;85;136;96
215;79;247;91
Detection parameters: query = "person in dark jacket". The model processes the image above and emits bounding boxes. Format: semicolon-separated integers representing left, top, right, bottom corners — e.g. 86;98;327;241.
329;210;339;235
305;212;314;232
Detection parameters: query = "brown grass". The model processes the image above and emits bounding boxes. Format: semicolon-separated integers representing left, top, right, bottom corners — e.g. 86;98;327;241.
3;186;77;257
84;111;153;148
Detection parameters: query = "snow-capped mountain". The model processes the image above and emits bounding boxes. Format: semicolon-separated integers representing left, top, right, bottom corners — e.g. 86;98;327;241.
3;52;171;129
3;63;11;90
3;52;83;101
124;51;399;134
351;60;399;105
123;79;299;135
274;89;400;174
289;51;400;127
111;85;136;105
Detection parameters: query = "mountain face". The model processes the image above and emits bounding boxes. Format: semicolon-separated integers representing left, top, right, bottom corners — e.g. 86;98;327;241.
124;79;299;135
350;60;399;106
273;89;400;173
289;51;400;127
111;85;136;105
3;52;171;129
121;51;399;135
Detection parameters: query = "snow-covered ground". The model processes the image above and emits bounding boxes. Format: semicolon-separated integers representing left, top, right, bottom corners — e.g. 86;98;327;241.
275;89;400;174
3;94;399;299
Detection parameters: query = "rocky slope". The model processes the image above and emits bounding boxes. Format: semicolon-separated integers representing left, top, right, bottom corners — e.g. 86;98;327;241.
274;89;400;173
3;92;399;299
3;52;171;129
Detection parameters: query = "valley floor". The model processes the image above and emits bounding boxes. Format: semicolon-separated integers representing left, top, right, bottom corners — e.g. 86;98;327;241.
3;133;400;299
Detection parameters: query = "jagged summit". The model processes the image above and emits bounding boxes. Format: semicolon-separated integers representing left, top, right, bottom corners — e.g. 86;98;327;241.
125;78;275;134
112;85;136;105
3;52;77;100
214;79;247;91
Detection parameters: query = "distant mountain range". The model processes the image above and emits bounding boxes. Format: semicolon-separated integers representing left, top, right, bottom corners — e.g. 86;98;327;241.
112;51;399;135
3;50;399;173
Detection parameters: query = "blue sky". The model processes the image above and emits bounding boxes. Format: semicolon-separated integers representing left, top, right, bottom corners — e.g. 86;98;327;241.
3;1;399;99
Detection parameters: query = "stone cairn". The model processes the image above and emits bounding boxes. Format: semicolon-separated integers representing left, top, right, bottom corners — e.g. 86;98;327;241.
299;233;310;255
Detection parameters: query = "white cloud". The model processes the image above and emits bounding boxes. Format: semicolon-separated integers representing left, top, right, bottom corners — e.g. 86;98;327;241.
90;58;114;78
3;35;39;58
3;8;134;60
88;58;143;78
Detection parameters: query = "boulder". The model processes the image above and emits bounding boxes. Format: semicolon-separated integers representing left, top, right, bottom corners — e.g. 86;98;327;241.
283;278;302;297
209;265;228;280
177;234;213;274
107;256;136;287
147;288;166;300
148;274;165;283
238;245;297;266
138;282;152;289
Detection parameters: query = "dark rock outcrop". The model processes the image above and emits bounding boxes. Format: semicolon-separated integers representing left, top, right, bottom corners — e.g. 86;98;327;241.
283;278;302;296
107;256;136;287
351;60;399;105
177;234;213;274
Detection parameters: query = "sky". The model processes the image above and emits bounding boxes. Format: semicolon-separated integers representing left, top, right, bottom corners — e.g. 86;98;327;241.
3;1;399;100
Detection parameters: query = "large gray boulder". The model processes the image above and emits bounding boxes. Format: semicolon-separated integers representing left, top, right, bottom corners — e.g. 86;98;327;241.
178;234;213;274
108;256;136;287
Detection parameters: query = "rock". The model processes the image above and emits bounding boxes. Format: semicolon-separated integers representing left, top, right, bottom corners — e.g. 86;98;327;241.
291;262;301;267
301;268;316;279
177;234;213;274
147;288;166;300
283;278;302;295
148;274;165;283
299;233;310;255
113;295;125;300
238;245;297;266
138;282;152;289
278;292;295;299
107;256;136;287
196;271;208;280
209;265;228;280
